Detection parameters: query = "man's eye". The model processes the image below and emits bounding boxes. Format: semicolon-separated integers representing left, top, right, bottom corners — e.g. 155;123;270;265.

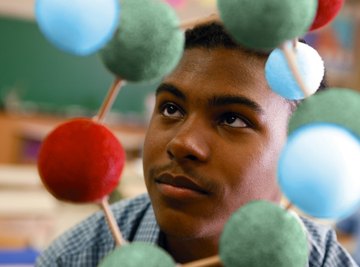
220;113;248;128
161;103;183;118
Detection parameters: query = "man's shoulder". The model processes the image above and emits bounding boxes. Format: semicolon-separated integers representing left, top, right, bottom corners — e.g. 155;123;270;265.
36;194;154;267
111;193;152;223
301;216;359;267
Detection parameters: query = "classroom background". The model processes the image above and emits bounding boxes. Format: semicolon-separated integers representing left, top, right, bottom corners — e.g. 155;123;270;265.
0;0;359;265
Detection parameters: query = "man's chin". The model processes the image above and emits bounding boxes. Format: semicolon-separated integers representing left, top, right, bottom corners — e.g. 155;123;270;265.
154;205;222;241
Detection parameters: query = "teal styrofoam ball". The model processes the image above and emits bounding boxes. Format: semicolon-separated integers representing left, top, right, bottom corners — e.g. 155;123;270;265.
99;242;176;267
220;200;308;267
217;0;318;50
35;0;119;56
265;42;324;100
100;0;184;82
278;123;360;219
289;88;360;137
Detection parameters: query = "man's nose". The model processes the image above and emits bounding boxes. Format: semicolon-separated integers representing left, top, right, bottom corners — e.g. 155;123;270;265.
166;117;210;162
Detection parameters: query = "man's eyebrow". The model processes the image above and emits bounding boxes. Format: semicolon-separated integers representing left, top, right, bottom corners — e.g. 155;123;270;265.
209;95;264;114
155;83;186;101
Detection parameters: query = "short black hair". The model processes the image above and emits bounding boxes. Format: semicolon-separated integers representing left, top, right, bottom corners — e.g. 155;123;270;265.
184;21;328;108
185;21;269;57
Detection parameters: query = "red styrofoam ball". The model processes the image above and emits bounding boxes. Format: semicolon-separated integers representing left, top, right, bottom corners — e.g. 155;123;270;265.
310;0;344;31
37;118;125;203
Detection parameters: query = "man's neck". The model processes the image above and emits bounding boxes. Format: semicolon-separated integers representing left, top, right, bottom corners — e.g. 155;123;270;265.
159;231;220;265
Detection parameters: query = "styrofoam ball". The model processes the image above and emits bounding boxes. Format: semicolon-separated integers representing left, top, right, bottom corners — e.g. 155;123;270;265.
220;200;308;267
310;0;345;31
166;0;185;8
278;123;360;219
265;42;324;100
35;0;119;56
289;88;360;137
37;118;125;203
217;0;318;50
99;242;176;267
100;0;184;82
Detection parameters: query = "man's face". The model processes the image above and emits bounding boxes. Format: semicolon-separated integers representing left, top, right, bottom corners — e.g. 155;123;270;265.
143;48;291;241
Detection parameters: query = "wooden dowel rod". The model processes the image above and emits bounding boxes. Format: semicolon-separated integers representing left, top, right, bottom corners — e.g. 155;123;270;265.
181;255;222;267
100;197;126;247
92;77;125;246
284;201;293;211
95;78;124;123
281;41;311;98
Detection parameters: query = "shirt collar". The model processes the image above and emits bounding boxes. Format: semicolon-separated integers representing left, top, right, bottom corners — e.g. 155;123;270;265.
133;203;161;244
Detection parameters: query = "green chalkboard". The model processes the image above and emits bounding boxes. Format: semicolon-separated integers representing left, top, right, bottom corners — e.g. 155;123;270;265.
0;17;158;118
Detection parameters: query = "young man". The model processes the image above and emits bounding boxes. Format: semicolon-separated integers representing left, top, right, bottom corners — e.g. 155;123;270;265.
36;22;358;266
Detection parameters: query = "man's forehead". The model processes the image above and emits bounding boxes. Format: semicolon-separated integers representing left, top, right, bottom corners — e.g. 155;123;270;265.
167;48;267;90
158;47;291;114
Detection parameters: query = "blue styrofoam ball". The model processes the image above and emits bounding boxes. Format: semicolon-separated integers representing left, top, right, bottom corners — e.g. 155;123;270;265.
265;42;324;100
278;123;360;219
35;0;120;56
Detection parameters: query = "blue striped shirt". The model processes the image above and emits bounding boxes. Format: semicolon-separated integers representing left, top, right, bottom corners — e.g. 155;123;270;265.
336;209;360;265
35;194;358;267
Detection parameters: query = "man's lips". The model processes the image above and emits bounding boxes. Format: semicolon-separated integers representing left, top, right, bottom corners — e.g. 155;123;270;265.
155;173;209;195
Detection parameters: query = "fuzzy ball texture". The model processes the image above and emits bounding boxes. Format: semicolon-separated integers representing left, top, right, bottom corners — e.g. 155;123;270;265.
35;0;119;56
99;242;176;267
265;41;324;100
217;0;318;50
310;0;345;31
279;123;360;219
100;0;184;82
289;88;360;137
37;118;125;203
220;200;308;267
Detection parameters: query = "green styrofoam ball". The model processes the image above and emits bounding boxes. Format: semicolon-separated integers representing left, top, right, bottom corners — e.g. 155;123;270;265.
99;242;176;267
289;88;360;137
220;200;308;267
217;0;318;50
100;0;184;82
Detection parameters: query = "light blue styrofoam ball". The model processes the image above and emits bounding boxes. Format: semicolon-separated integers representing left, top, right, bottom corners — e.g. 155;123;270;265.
35;0;120;56
278;123;360;219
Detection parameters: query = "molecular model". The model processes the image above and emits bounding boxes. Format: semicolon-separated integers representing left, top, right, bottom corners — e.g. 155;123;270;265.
34;0;360;266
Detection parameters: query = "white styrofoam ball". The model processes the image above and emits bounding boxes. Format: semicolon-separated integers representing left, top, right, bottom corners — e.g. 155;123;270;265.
265;41;324;100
